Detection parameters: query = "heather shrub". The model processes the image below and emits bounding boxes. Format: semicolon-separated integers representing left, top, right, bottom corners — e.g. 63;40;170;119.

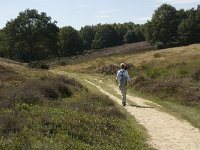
95;63;135;75
57;76;85;91
134;77;182;98
180;90;200;106
31;76;83;100
95;64;119;74
40;84;60;99
0;76;85;106
69;94;126;119
192;69;200;81
0;111;27;136
133;75;200;106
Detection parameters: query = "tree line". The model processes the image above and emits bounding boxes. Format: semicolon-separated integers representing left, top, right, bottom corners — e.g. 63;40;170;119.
0;4;200;62
0;9;144;62
145;4;200;48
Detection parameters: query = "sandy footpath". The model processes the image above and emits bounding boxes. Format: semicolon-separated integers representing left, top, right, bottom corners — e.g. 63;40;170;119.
84;79;200;150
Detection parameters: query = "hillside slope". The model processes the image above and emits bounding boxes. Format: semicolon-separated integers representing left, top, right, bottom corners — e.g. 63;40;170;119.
49;41;153;67
52;44;200;150
58;44;200;106
0;58;153;149
54;44;200;128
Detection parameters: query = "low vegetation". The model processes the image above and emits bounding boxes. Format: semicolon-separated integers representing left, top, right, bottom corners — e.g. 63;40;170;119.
62;44;200;106
0;60;152;149
56;44;200;128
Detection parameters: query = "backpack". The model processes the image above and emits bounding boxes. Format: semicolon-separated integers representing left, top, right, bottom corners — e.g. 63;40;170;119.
119;70;127;85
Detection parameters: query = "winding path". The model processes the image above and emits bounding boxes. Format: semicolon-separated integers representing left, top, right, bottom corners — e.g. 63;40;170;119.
84;79;200;150
54;71;200;150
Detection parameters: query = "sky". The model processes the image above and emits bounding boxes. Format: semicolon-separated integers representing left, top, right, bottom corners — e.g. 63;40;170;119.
0;0;200;30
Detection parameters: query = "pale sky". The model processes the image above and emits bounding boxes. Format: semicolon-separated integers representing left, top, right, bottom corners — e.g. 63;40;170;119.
0;0;199;30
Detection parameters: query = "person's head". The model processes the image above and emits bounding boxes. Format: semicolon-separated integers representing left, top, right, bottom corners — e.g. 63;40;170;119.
120;63;126;69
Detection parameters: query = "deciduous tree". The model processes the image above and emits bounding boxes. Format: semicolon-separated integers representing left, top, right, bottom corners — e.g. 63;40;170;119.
5;9;59;62
92;24;120;49
59;26;83;56
79;25;95;50
146;4;178;46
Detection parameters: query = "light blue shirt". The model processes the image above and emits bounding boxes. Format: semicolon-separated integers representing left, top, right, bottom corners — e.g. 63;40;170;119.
116;69;131;82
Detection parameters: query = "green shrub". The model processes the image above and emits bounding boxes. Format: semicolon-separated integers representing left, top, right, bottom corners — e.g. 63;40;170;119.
28;61;49;69
180;89;200;106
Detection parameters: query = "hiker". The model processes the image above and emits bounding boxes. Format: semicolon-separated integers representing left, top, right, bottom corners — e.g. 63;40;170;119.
116;63;131;106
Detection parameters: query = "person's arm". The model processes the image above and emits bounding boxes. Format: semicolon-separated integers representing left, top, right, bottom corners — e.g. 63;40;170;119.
125;71;131;82
116;70;119;83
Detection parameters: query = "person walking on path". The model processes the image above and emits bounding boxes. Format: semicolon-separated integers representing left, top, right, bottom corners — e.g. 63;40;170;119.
116;63;131;106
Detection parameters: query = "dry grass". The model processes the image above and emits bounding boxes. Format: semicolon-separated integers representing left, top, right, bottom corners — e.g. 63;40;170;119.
57;44;200;76
0;64;22;82
55;44;200;107
49;41;153;67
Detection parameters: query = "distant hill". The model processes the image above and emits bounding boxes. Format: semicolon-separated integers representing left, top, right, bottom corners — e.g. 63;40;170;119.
49;41;153;67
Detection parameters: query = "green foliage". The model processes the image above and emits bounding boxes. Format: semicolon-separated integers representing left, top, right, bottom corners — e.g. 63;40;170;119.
59;26;83;56
124;30;137;43
146;4;178;46
4;9;59;62
146;4;200;47
178;7;200;44
79;26;95;50
1;4;200;62
28;61;49;69
113;23;128;44
0;29;9;57
92;24;120;49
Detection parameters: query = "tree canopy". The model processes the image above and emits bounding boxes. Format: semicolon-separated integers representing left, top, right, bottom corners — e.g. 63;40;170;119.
0;4;200;62
146;4;200;47
146;4;178;46
92;24;120;49
59;26;83;56
79;26;95;50
4;9;59;62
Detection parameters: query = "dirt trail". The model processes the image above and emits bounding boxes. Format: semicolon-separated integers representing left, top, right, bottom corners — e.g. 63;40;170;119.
84;79;200;150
